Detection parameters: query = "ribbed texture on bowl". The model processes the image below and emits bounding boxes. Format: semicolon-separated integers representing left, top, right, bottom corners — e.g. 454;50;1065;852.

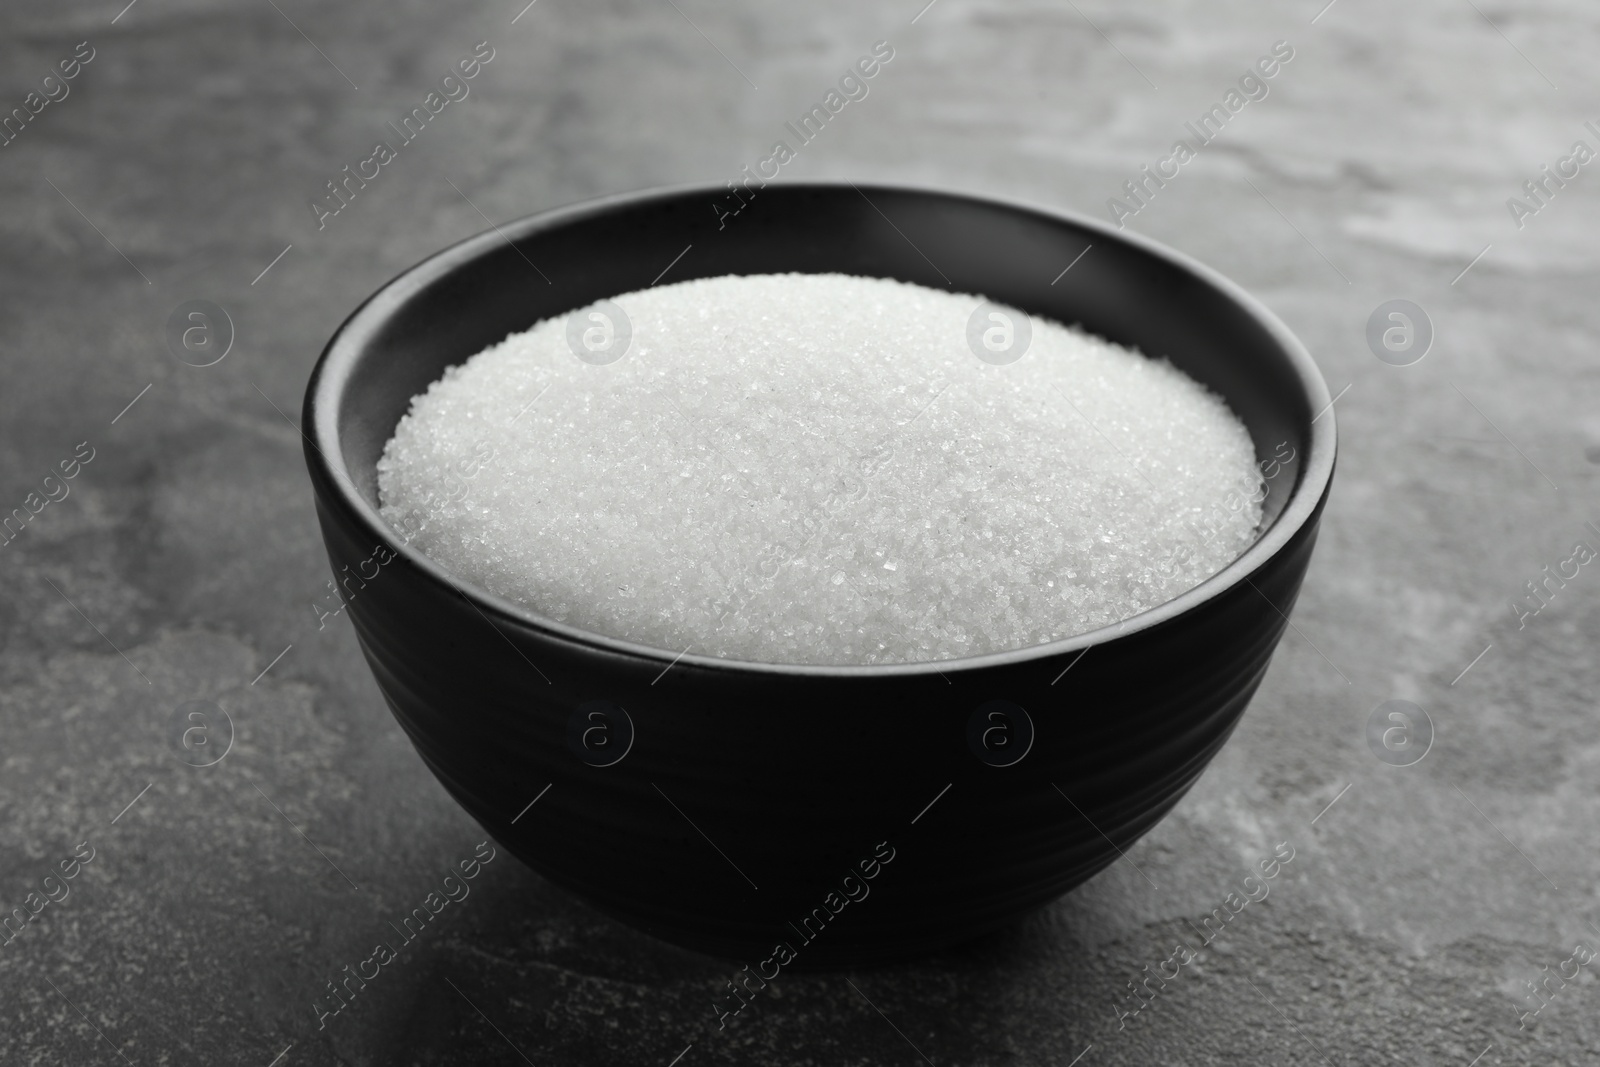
305;182;1335;964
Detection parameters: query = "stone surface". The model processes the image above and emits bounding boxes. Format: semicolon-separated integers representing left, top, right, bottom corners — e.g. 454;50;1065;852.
0;0;1595;1064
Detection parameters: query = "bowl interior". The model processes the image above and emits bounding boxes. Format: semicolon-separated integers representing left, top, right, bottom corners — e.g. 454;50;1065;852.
315;182;1331;664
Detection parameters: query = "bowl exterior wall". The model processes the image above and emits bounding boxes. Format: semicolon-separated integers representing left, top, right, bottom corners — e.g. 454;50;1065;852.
312;481;1324;964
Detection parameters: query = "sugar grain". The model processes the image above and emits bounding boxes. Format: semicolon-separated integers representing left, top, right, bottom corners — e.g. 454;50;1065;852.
377;273;1264;665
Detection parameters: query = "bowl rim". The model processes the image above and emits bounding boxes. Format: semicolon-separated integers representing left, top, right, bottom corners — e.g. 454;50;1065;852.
305;179;1336;679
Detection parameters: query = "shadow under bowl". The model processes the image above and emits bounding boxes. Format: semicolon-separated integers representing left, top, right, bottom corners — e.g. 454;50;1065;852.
303;182;1335;966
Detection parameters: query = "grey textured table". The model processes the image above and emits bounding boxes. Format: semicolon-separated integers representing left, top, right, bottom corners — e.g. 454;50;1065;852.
2;1;1596;1064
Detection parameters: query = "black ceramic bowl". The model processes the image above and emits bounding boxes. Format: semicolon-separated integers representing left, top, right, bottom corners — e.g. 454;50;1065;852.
304;182;1334;965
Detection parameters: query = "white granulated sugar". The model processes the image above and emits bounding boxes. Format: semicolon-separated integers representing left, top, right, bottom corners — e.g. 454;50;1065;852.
377;273;1264;666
